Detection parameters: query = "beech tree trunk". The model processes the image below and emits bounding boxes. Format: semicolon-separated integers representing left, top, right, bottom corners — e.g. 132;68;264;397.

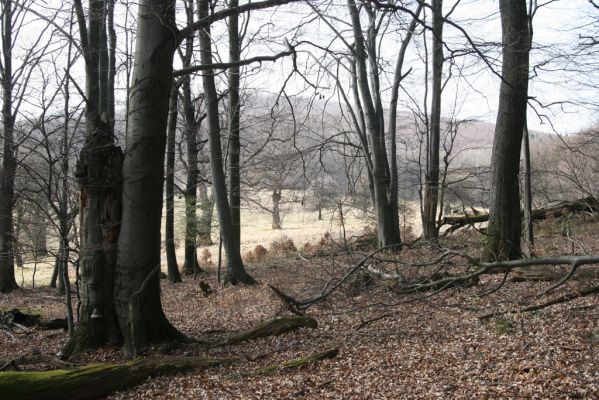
347;0;400;249
66;0;123;357
0;0;19;293
181;0;202;275
485;0;531;260
198;0;255;285
422;0;444;241
228;0;242;244
197;180;214;245
114;0;184;354
165;86;181;283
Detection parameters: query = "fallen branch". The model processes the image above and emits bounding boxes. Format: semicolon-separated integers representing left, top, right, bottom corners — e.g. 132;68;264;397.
232;348;339;377
269;244;402;310
0;356;227;400
478;285;599;321
225;315;317;345
0;354;73;372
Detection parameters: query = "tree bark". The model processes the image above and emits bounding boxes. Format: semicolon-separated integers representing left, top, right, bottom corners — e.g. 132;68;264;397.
485;0;530;260
196;179;214;245
114;0;184;355
66;0;123;357
0;356;225;400
422;0;444;241
228;0;242;245
165;86;181;283
272;189;282;229
197;0;255;285
0;0;19;293
347;0;400;249
181;0;202;276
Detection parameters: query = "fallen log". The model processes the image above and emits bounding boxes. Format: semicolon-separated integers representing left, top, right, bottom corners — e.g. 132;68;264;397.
0;356;226;400
230;348;339;378
0;309;67;331
225;315;317;345
440;196;599;233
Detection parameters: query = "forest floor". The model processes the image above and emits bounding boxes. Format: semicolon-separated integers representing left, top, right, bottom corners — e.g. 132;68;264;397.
1;217;599;399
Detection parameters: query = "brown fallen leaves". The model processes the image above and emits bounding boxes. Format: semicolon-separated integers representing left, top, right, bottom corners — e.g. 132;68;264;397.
2;218;599;399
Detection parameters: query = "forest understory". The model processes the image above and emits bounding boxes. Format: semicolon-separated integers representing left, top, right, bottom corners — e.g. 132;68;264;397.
1;218;599;399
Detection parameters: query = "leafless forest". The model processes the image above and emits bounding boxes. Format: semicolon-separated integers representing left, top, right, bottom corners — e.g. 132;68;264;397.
1;0;599;399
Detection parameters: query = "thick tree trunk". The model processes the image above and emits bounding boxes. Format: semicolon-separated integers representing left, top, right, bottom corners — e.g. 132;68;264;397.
66;0;123;357
0;356;225;400
485;0;530;260
422;0;444;241
67;131;122;355
0;0;19;293
114;0;184;355
165;86;181;283
198;0;255;285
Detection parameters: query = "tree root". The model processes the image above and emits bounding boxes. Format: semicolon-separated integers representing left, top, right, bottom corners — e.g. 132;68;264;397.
0;356;227;400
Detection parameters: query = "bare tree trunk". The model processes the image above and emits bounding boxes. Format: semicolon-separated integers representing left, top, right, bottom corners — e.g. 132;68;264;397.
272;189;282;230
0;0;19;293
165;86;181;283
114;0;185;355
228;0;242;245
197;0;255;285
522;119;534;255
485;0;530;260
422;0;444;241
181;0;202;276
347;0;399;249
65;0;123;356
196;180;214;245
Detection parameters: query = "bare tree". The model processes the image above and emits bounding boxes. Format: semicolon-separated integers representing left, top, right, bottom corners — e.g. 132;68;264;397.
0;0;55;292
484;0;531;260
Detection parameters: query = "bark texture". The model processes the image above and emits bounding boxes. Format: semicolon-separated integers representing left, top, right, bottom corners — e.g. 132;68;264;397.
485;0;530;260
198;0;255;285
422;0;444;241
0;356;224;400
66;0;123;356
165;86;181;283
0;0;19;293
347;0;400;249
114;0;184;354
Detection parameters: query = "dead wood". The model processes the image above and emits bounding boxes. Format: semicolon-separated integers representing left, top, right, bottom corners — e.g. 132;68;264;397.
0;356;226;400
0;354;73;372
225;315;317;345
478;285;599;321
0;309;67;331
440;196;599;233
230;348;339;377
